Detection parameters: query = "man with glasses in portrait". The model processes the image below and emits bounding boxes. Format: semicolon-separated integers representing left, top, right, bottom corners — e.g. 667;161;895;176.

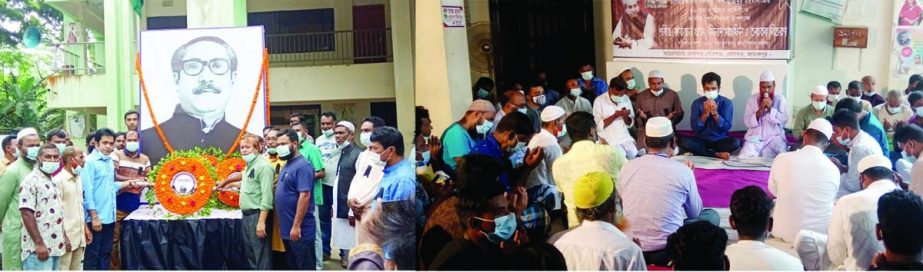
141;36;243;164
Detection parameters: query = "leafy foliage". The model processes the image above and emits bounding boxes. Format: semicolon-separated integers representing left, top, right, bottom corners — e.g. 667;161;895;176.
0;49;63;134
0;0;64;47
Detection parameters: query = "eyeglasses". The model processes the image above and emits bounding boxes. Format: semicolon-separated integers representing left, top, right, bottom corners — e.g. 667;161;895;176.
181;58;231;76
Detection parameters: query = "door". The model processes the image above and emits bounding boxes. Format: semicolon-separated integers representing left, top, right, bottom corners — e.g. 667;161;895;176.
353;5;387;64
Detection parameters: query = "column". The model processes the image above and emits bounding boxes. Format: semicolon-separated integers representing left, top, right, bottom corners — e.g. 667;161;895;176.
103;0;136;130
186;0;247;28
391;0;416;152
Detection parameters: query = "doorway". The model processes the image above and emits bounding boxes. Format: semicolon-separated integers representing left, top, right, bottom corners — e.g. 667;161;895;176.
488;0;597;92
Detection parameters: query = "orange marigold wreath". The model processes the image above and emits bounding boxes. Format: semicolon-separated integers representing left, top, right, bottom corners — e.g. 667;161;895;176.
216;157;246;208
153;157;215;215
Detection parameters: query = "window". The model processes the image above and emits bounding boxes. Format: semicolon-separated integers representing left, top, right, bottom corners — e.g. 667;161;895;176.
147;16;188;30
248;9;335;54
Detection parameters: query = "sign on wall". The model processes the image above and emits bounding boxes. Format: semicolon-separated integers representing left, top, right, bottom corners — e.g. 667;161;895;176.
442;6;465;28
801;0;847;24
611;0;792;60
890;1;923;87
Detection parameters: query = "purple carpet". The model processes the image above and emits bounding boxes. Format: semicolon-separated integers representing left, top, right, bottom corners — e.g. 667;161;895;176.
694;168;773;208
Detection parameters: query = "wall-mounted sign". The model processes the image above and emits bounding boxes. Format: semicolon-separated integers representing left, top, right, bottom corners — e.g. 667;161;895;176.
442;6;465;28
801;0;846;24
833;26;868;48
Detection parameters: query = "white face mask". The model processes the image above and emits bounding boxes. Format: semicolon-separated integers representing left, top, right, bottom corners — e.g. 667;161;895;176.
864;90;876;97
610;94;626;104
916;107;923;117
40;161;59;174
557;124;568;138
371;149;390;167
476;120;494;135
887;106;903;115
517;107;528;114
570;88;582;97
581;71;594;81
651;89;664;97
532;95;546;105
420;150;431;165
360;132;372;147
276;144;292;158
477;88;490;98
812;101;827;111
828;94;841;104
626;79;637;89
323;129;334;137
704;90;719;100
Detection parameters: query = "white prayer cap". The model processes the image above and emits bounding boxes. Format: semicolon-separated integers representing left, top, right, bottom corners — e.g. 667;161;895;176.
759;71;775;82
811;85;828;96
648;70;665;79
540;106;566;122
621;66;633;73
16;127;38;140
336;121;355;133
468;99;497;113
857;154;892;174
646;117;673;137
807;118;833;139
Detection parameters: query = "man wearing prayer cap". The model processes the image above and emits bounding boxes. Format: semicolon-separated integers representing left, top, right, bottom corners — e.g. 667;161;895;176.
440;99;497;171
526;106;566;217
794;85;836;140
635;69;684;149
332;120;361;262
549;171;646;270
0;127;41;269
768;118;840;243
740;70;789;159
794;153;899;270
618;117;718;266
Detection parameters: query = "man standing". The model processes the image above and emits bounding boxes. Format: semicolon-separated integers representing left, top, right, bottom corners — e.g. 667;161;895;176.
550;171;645;270
237;135;275;270
495;91;540;133
861;75;886;107
795;155;897;270
613;0;655;50
0;128;40;270
526;106;566;212
347;117;386;246
470;112;542;191
83;128;137;270
740;71;789;159
440;100;496;171
794;86;835;139
769;119;841;243
291;120;326;269
111;130;151;270
264;128;289;269
54;146;89;270
289;113;314;144
19;143;70;270
830;110;884;199
619;117;718;266
577;64;609;98
593;77;638;158
124;110;139;132
274;128;317;270
555;79;593;115
314;112;339;261
553;112;628;229
0;135;17;174
534;70;561;106
678;72;740;160
332;121;360;268
370;126;415;268
635;70;683;148
725;186;804;270
526;83;547;113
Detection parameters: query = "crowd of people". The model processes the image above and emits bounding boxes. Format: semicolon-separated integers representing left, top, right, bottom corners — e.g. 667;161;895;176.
414;64;923;270
0;111;417;270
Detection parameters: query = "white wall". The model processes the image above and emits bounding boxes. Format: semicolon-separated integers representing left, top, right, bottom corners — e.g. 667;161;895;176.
268;63;396;102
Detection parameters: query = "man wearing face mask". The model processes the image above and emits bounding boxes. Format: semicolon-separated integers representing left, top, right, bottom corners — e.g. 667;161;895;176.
332;121;360;267
862;75;886;107
829;110;883;200
593;77;638;159
0;135;17;175
577;64;609;97
110;130;151;269
368;126;416;267
290;121;326;269
618;68;641;101
894;125;923;195
534;70;561;107
347;117;386;246
555;79;593;116
679;72;740;160
440;100;497;171
827;81;844;106
0;128;41;270
874;90;913;143
471;111;544;189
526;83;548;114
314;112;339;261
794;86;835;140
835;98;890;155
273;128;318;270
19;143;71;270
846;80;875;112
525;106;566;214
263;128;289;269
495;90;540;134
46;129;68;175
471;77;497;104
54;146;90;270
739;71;789;159
635;70;683;148
907;92;923;127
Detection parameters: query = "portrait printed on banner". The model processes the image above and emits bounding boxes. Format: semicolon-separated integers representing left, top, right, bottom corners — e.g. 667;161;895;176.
139;27;267;164
612;0;656;51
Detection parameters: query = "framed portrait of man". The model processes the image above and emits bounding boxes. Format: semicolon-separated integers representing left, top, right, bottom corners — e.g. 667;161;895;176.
139;26;268;164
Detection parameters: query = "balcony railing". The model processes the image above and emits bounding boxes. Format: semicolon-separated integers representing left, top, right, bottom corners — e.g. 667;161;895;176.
53;42;105;76
266;28;393;67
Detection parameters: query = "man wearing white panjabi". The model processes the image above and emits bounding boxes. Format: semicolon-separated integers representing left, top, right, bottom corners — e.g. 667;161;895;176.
331;121;361;268
739;71;789;159
346;117;386;245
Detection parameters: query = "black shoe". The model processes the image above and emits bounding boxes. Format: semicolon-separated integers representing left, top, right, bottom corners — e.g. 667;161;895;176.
323;253;331;261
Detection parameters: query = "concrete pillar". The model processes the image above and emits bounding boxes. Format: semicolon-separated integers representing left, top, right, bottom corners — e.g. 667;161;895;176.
594;0;612;79
103;0;136;130
414;0;473;135
186;0;247;28
391;0;416;153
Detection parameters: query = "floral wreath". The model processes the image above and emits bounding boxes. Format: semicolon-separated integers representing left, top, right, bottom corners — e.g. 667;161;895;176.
149;151;216;215
215;157;246;208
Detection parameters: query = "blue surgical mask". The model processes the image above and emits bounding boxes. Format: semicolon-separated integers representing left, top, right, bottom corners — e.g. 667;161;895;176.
40;161;59;174
477;213;518;244
476;120;494;135
626;78;637;89
125;141;139;153
73;166;83;175
243;153;258;164
13;149;19;158
903;150;917;164
421;150;431;165
507;141;526;153
517;107;528;114
26;146;40;161
477;88;490;98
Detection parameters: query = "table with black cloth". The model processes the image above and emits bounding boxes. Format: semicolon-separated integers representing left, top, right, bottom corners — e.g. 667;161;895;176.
120;205;250;270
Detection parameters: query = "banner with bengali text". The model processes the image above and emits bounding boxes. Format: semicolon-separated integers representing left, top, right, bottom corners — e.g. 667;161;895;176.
611;0;792;60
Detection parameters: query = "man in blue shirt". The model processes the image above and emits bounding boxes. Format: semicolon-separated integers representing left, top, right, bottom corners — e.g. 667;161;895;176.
274;128;317;270
471;112;544;191
678;72;741;160
370;126;415;202
82;128;136;270
834;98;890;154
577;64;609;100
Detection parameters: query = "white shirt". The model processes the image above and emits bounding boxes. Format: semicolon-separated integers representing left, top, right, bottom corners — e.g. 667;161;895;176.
873;104;913;136
910;157;923;195
593;93;635;146
839;131;883;199
315;133;340;186
726;240;803;271
553;141;627;228
827;179;898;271
769;145;840;243
527;129;563;188
549;220;646;271
555;96;593;115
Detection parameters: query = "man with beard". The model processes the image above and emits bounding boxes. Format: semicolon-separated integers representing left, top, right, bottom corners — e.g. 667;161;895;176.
141;36;243;164
613;0;655;50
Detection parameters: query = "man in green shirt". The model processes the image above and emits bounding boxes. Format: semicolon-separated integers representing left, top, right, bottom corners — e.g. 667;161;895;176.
236;135;276;270
794;86;835;140
441;100;497;171
0;128;41;270
291;121;326;269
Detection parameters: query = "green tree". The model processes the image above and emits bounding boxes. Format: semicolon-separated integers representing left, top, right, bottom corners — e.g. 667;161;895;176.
0;0;64;47
0;50;64;134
